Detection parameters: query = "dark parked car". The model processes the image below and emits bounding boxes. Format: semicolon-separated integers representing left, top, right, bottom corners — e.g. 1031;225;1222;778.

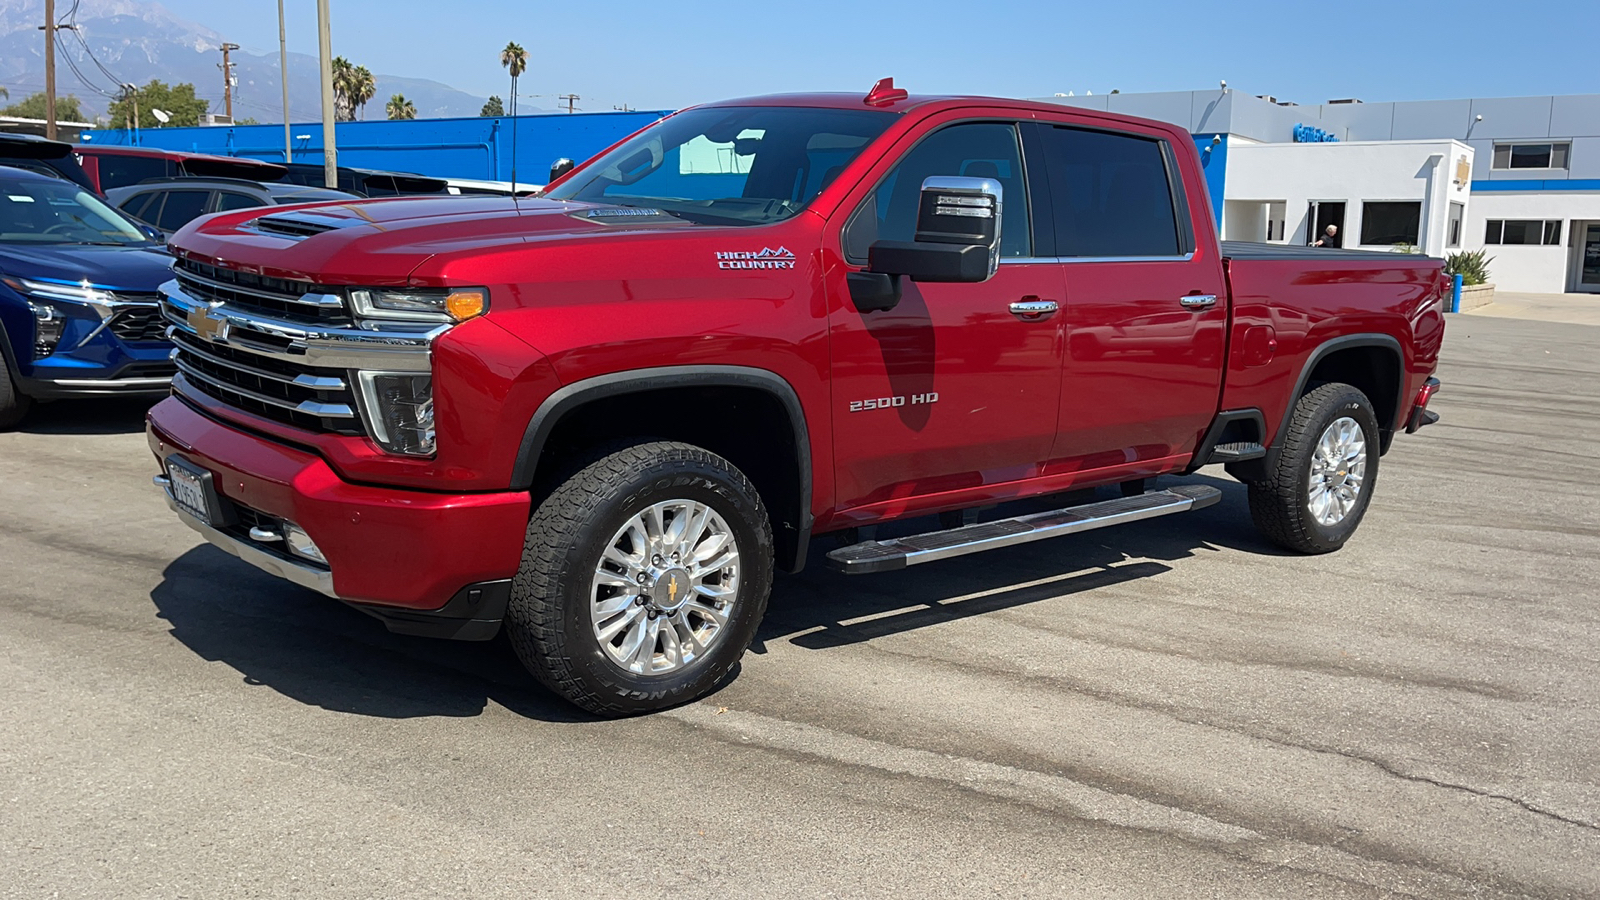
0;166;176;428
74;145;287;193
277;163;449;197
108;178;358;237
0;133;97;192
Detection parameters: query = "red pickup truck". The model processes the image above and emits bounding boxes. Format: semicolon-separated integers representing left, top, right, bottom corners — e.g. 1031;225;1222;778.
148;81;1445;716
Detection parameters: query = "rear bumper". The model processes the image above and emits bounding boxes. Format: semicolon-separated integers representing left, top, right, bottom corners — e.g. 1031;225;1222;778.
147;395;530;638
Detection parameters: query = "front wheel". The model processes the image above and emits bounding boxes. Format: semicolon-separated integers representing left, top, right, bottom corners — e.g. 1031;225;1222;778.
1248;382;1381;554
0;363;33;431
505;441;774;717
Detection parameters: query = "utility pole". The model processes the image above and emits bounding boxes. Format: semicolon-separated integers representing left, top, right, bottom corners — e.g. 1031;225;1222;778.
41;0;57;139
278;0;291;161
612;103;633;112
219;42;240;122
559;94;580;114
316;0;337;188
120;83;139;145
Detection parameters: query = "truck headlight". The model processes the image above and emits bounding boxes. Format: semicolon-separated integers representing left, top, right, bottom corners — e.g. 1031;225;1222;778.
356;372;435;456
28;301;67;357
348;287;486;323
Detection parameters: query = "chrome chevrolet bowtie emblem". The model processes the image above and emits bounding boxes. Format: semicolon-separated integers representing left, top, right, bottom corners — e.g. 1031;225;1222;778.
187;304;230;343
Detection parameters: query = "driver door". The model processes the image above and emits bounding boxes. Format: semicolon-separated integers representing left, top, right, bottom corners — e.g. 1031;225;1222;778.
825;118;1065;519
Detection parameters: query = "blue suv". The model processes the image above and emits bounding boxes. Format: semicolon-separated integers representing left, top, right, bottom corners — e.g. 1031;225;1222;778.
0;166;176;427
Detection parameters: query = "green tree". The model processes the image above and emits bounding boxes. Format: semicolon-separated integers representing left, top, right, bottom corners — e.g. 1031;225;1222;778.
0;91;87;122
480;95;503;117
385;93;416;120
236;117;260;126
106;81;208;129
500;42;527;116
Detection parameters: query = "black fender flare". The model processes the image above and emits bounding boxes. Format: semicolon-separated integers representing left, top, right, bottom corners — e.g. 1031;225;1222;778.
1258;333;1406;471
509;365;814;571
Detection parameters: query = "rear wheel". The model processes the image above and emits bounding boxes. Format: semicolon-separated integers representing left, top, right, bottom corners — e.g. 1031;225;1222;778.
505;441;773;717
1248;382;1380;554
0;364;33;431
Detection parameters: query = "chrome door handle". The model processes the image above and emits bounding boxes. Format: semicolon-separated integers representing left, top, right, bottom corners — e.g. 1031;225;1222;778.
1180;294;1218;310
1009;299;1059;320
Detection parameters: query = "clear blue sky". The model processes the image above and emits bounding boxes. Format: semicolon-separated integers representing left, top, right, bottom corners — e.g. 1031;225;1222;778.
159;0;1598;111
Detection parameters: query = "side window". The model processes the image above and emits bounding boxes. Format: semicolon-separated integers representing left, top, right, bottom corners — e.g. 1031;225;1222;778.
119;191;158;223
155;190;211;231
214;191;263;212
95;155;173;190
1039;126;1182;258
845;122;1030;262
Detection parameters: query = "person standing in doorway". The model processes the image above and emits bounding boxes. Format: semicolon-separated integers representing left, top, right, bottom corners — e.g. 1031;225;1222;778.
1313;224;1341;248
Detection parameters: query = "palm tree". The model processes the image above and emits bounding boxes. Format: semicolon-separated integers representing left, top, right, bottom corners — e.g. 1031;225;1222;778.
330;57;376;121
500;42;527;116
350;65;375;120
331;56;354;121
386;93;416;120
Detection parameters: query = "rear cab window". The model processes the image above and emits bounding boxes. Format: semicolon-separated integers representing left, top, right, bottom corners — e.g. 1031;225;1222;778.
1034;125;1191;258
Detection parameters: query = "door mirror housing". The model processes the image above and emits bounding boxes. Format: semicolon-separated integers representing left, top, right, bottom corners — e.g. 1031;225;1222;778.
868;175;1002;287
549;157;576;183
138;223;165;242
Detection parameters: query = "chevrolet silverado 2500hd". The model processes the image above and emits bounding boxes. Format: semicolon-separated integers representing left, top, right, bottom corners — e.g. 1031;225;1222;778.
147;81;1445;716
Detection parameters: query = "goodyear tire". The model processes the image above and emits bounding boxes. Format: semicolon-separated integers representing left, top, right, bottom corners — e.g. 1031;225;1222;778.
1248;382;1381;554
505;441;773;717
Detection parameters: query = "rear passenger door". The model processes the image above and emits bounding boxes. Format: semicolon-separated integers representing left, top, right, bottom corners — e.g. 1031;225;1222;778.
1031;120;1228;474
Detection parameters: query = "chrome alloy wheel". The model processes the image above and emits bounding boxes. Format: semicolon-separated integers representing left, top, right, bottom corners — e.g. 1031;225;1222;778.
1308;416;1368;527
590;499;741;675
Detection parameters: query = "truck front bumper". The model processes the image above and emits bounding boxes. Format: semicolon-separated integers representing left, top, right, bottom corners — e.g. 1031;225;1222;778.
147;396;531;640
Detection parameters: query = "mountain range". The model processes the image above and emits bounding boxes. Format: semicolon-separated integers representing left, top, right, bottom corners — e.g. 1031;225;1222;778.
0;0;513;124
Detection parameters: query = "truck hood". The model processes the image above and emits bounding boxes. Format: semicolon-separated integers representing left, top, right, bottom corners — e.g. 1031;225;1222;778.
0;242;174;293
169;195;700;285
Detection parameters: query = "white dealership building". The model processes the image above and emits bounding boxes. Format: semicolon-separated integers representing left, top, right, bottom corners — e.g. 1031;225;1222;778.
1038;89;1600;294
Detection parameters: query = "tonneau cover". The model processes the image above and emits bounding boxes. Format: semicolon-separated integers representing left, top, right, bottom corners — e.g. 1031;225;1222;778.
1221;240;1438;263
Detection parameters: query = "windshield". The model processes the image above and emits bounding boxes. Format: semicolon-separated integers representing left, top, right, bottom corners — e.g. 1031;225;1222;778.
544;106;894;226
0;178;151;245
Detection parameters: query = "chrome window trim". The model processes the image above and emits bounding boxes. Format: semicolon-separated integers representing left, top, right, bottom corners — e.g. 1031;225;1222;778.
1000;252;1197;265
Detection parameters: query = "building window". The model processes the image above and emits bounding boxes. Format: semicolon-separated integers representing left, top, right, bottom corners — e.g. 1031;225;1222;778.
1447;202;1463;249
1360;201;1421;246
1491;143;1571;170
1485;219;1562;245
1267;201;1286;242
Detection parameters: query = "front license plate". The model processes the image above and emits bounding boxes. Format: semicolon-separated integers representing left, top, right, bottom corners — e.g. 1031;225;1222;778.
166;456;216;526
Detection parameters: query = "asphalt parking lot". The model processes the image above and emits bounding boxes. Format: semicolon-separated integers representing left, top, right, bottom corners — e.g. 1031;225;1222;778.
2;312;1597;899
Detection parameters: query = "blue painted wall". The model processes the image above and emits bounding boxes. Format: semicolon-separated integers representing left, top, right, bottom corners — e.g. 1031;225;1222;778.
78;111;670;183
1191;133;1227;225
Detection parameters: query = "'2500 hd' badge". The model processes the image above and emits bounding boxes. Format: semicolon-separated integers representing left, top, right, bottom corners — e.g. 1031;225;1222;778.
716;247;795;269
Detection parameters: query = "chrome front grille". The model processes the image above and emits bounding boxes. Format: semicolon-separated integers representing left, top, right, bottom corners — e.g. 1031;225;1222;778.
168;328;363;435
108;304;168;342
173;257;350;325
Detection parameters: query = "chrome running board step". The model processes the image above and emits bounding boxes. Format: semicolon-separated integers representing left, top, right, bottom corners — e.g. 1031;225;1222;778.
825;485;1222;575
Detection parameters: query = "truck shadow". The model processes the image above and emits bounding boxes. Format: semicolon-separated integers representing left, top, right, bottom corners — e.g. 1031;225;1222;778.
146;474;1278;721
20;396;158;435
148;548;590;722
758;474;1286;652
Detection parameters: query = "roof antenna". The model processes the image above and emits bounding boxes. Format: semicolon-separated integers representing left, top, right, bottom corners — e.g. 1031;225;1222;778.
864;77;908;107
